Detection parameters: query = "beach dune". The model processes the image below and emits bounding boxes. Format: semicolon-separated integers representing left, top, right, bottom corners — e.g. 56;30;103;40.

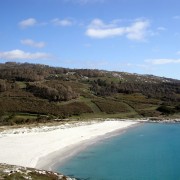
0;120;137;170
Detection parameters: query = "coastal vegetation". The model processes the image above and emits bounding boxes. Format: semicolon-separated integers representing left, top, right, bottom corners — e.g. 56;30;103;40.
0;163;75;180
0;62;180;125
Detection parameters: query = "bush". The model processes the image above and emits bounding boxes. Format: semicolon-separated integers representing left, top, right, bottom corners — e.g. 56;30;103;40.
157;105;175;115
175;104;180;111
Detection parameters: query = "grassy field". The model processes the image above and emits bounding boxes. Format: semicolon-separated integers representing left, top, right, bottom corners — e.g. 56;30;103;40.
0;90;174;125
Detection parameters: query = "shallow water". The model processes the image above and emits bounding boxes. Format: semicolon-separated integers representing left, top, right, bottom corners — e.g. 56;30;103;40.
56;123;180;180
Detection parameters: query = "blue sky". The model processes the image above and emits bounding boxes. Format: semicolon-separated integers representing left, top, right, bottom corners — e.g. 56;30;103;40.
0;0;180;79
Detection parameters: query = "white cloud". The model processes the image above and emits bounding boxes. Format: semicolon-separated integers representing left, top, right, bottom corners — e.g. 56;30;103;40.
86;27;125;39
19;18;37;28
126;20;150;40
21;39;46;48
86;19;150;41
52;18;74;26
146;58;180;65
88;18;117;29
0;49;51;60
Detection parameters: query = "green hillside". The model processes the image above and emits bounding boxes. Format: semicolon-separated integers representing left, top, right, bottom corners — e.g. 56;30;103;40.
0;62;180;125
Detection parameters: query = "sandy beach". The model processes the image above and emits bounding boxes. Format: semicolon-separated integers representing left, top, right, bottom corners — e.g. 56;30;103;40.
0;120;138;170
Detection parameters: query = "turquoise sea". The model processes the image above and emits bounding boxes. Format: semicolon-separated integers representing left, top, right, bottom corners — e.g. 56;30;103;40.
56;123;180;180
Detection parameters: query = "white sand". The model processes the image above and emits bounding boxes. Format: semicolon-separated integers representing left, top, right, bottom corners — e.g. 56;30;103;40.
0;120;138;169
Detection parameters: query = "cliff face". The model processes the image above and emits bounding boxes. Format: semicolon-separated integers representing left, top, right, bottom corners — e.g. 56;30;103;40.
0;163;76;180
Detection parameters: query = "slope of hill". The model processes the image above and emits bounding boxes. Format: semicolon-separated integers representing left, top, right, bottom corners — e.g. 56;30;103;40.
0;62;180;125
0;163;75;180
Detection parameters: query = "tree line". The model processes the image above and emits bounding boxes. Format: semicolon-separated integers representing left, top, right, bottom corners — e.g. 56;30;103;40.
26;81;78;101
90;79;180;102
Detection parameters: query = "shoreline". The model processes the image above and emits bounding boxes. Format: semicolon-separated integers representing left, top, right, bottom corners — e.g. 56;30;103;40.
0;120;138;170
36;122;140;171
0;118;180;172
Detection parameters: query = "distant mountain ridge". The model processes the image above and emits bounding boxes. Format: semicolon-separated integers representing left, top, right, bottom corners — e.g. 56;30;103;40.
0;62;179;125
1;61;179;82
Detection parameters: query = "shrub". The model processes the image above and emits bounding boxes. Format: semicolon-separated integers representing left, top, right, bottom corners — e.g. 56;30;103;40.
157;105;175;115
